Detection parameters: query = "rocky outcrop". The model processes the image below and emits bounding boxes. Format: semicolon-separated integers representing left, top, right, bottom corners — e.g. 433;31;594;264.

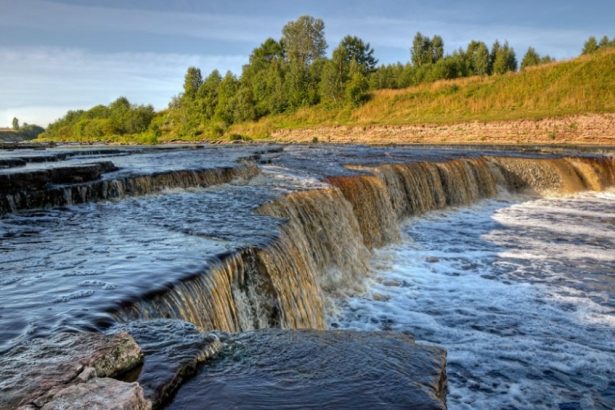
38;378;150;410
168;329;448;410
0;162;118;194
0;332;144;409
0;162;259;215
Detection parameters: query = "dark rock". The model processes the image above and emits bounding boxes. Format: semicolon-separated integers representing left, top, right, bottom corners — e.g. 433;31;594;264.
168;329;447;410
0;332;143;409
0;162;118;195
109;320;222;408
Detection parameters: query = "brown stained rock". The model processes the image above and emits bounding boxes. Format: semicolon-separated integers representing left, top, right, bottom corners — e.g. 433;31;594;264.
0;332;143;409
38;378;151;410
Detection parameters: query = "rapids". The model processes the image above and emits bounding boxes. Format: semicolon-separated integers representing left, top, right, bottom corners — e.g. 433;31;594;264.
334;191;615;409
1;144;615;408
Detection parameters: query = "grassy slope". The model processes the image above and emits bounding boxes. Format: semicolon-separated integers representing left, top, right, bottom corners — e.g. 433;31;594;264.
230;49;615;139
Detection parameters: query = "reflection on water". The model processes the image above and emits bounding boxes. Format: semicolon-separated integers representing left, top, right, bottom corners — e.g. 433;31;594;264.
335;190;615;409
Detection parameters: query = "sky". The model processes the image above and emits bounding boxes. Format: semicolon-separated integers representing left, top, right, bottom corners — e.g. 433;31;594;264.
1;0;613;127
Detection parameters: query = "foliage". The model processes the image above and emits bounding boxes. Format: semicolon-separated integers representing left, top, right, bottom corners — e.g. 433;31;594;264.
12;117;19;130
228;49;615;138
40;97;155;142
281;15;327;67
411;32;444;67
39;16;615;144
583;35;615;54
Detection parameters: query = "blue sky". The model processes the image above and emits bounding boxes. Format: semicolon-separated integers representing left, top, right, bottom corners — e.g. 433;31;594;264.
1;0;613;126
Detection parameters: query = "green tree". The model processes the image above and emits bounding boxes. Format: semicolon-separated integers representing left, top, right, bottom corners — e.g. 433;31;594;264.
598;35;610;49
345;59;369;106
11;117;19;130
411;33;444;67
582;36;599;54
320;35;376;105
183;67;203;100
411;32;431;67
337;35;378;73
466;41;490;75
491;41;517;74
320;46;348;105
215;71;239;125
521;47;541;70
281;15;327;67
197;70;222;120
431;35;444;63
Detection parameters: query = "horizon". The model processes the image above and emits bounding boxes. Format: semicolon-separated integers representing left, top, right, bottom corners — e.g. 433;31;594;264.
1;0;614;127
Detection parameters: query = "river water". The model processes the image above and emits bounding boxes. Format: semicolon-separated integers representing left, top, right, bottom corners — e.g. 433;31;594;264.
334;190;615;409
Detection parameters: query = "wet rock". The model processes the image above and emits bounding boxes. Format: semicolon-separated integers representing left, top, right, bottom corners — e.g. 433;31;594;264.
168;329;447;409
0;332;143;409
109;320;222;408
37;378;151;410
0;162;118;194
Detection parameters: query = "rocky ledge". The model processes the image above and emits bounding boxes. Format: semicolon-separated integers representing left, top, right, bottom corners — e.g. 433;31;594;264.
0;332;145;409
0;323;448;409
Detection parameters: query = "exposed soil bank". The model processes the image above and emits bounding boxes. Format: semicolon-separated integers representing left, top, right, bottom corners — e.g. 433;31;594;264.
271;113;615;145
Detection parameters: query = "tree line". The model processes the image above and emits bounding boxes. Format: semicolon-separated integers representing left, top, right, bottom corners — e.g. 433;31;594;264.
41;15;615;142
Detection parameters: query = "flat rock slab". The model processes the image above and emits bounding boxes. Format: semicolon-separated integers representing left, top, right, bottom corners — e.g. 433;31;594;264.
0;161;118;194
168;329;447;410
0;332;143;409
109;320;222;408
38;377;151;410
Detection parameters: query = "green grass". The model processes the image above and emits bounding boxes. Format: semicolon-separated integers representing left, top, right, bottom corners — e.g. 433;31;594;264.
229;49;615;139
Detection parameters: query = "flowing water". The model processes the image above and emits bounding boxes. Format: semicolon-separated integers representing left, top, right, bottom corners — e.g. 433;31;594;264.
2;144;615;408
334;190;615;409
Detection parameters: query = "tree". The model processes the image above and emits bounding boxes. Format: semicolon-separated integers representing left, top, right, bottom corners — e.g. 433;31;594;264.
491;41;517;74
197;70;222;120
281;15;327;67
411;33;444;67
345;59;369;106
431;35;444;63
11;117;19;130
183;67;203;100
215;71;239;125
582;36;599;54
320;46;349;105
247;38;284;71
521;47;540;70
411;33;431;67
466;41;490;75
337;35;378;73
598;35;610;49
321;35;377;105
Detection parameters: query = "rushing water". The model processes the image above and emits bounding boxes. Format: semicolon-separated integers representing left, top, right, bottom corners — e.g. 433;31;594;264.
334;190;615;409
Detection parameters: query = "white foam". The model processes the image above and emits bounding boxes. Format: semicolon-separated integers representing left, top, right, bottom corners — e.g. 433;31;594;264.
333;190;615;409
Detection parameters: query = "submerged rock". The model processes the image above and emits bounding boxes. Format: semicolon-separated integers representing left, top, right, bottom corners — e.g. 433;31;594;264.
109;320;222;408
168;329;448;409
0;332;143;409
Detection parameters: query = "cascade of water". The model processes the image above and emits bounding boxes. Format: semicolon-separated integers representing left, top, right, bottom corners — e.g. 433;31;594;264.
112;155;615;334
0;163;259;215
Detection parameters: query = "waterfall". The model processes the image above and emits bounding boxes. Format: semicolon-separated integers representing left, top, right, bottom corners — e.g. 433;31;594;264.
111;154;615;333
0;163;259;215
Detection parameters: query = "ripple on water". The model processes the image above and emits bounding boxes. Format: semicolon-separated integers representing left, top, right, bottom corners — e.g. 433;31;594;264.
335;190;615;410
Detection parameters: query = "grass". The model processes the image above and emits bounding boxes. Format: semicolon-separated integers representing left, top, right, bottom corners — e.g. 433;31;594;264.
229;49;615;139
